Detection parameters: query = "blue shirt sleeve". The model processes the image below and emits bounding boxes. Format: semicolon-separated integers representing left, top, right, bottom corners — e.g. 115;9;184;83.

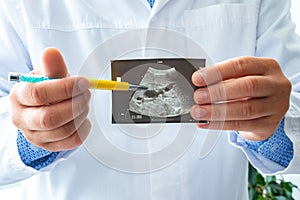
241;118;293;167
17;130;59;170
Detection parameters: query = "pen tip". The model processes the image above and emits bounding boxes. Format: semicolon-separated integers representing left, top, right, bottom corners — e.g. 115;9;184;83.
139;85;148;90
128;84;148;91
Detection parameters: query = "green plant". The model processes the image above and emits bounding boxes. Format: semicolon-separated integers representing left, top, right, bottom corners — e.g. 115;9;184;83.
248;163;298;200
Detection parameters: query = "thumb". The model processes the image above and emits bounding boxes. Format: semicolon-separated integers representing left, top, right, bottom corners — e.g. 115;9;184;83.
41;47;69;78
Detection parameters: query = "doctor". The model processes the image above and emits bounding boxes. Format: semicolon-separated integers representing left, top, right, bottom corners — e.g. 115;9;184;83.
1;0;300;199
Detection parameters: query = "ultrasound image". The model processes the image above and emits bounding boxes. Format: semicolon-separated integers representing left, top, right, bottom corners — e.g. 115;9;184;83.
129;67;193;117
111;58;205;124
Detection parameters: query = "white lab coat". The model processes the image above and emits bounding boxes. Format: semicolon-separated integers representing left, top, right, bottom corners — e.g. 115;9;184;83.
1;0;300;199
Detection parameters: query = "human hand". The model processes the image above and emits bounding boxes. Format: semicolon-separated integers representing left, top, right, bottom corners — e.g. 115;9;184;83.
10;48;91;152
190;56;292;141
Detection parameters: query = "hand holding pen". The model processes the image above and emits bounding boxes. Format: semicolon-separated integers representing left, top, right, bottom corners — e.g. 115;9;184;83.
9;48;93;152
8;73;148;91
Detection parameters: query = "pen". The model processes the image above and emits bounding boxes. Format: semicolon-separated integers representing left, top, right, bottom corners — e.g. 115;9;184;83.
8;72;148;91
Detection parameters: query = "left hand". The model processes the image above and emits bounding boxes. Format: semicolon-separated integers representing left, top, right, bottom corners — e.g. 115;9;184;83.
190;56;292;141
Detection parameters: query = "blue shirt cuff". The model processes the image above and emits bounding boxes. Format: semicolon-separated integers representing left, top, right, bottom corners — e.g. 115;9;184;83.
240;118;293;167
17;130;59;170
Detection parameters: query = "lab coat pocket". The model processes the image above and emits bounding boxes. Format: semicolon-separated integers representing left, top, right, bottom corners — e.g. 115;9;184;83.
184;3;259;62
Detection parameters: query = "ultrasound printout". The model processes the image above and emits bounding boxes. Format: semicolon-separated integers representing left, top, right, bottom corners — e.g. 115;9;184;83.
111;58;205;124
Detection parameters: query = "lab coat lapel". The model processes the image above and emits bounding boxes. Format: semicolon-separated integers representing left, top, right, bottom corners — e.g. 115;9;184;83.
137;0;152;10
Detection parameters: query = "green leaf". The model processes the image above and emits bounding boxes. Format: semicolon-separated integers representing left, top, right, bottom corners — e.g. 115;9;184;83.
266;185;273;197
274;196;288;200
269;181;284;193
266;176;277;183
248;163;258;186
248;188;255;200
283;190;292;199
256;173;266;186
257;194;265;200
287;181;298;189
281;182;292;193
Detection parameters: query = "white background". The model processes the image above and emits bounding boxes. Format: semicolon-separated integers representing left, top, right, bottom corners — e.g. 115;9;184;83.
1;0;300;199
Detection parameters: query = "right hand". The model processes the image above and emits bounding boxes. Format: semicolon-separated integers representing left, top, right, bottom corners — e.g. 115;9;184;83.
10;48;91;152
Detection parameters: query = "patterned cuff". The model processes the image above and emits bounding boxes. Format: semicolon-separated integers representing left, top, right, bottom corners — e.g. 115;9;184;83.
242;118;293;167
17;130;59;170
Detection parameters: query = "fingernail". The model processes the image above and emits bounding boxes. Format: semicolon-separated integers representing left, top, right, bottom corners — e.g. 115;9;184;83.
195;70;206;84
195;90;207;103
84;91;91;102
192;107;207;118
77;78;89;91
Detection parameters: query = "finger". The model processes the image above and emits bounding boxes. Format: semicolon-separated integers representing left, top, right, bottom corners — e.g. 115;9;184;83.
14;76;90;106
19;90;90;130
38;119;92;152
194;76;275;104
30;69;41;75
42;47;69;78
192;57;278;87
196;116;278;141
22;107;89;143
190;98;275;121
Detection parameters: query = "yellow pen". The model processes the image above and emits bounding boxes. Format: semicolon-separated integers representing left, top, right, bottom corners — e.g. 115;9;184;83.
8;72;148;91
